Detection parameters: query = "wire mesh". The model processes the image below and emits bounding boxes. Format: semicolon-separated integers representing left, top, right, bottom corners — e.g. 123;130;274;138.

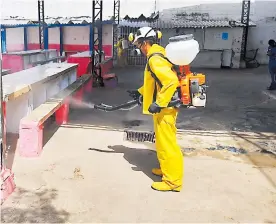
119;21;161;67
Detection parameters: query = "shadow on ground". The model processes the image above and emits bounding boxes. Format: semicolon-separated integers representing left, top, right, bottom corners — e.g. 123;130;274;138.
1;187;69;223
88;145;161;182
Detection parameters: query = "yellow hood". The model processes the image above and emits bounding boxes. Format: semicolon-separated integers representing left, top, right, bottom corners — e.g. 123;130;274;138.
147;44;166;57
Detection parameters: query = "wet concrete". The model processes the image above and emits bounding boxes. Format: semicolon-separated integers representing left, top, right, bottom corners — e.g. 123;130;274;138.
68;65;276;154
70;66;276;133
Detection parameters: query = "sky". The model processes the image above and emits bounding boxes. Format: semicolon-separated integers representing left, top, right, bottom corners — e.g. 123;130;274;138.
0;0;248;20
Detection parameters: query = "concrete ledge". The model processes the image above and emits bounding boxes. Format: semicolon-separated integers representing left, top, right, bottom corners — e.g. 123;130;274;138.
18;74;92;157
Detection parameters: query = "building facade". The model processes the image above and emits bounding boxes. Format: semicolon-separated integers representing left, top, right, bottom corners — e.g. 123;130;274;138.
119;18;254;68
160;1;276;65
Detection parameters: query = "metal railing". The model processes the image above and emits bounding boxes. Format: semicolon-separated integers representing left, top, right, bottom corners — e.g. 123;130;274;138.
118;26;161;67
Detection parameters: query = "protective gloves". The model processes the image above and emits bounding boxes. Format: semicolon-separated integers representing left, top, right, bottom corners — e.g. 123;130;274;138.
148;102;162;114
127;90;140;100
127;90;143;106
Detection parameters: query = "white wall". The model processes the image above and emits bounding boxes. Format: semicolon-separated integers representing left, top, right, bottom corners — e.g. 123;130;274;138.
48;27;60;43
247;23;276;64
204;28;234;50
102;24;113;45
63;24;113;46
63;26;90;45
4;24;113;52
205;27;243;68
27;27;39;44
6;27;24;51
247;1;276;64
160;28;205;49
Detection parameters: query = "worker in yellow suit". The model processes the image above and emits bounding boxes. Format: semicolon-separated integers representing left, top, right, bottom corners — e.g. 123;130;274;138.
128;27;183;192
114;36;127;67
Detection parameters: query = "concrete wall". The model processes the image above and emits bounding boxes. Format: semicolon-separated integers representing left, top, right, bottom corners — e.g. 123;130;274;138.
160;1;276;65
160;28;205;49
205;27;243;68
191;50;222;68
160;26;243;68
204;28;233;50
247;2;276;65
247;22;276;64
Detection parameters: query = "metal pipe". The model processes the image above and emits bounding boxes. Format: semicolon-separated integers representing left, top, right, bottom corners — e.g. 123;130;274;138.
241;0;251;59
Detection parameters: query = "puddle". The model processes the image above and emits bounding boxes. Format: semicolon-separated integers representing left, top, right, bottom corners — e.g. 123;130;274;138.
122;120;143;128
207;145;247;154
239;152;276;168
185;150;276;168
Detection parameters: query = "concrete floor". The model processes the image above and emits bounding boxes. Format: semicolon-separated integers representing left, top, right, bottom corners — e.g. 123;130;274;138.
71;66;276;133
1;65;276;223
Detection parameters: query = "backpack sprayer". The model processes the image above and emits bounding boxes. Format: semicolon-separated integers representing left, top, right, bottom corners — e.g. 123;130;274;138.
151;34;207;108
90;32;207;143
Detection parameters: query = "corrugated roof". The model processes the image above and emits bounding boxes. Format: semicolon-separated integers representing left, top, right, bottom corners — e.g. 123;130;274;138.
0;17;113;27
231;21;256;27
173;20;231;28
123;12;159;22
57;18;75;24
119;20;152;28
45;19;60;24
0;19;30;26
0;16;255;28
118;19;256;28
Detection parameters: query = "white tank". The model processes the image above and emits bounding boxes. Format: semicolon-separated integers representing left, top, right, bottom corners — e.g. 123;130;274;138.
165;34;199;66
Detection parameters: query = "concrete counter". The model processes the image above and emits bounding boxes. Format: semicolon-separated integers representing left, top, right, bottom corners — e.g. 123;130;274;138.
2;63;78;133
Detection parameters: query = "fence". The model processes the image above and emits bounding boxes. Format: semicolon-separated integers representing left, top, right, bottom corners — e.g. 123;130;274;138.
119;25;161;67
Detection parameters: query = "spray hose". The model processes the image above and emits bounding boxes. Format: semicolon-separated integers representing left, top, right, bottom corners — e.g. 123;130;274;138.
93;99;140;112
93;98;181;112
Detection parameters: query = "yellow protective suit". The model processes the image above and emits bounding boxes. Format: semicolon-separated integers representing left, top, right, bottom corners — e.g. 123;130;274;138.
138;44;183;192
114;39;127;67
114;39;123;57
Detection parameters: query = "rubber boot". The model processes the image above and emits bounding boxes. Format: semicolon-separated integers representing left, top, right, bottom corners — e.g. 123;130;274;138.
152;168;162;177
151;181;182;192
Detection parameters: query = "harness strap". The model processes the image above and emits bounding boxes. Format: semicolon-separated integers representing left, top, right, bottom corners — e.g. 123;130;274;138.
147;53;164;88
147;53;179;102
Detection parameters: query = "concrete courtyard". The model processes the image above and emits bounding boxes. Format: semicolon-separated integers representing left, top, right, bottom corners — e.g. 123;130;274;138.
1;65;276;223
